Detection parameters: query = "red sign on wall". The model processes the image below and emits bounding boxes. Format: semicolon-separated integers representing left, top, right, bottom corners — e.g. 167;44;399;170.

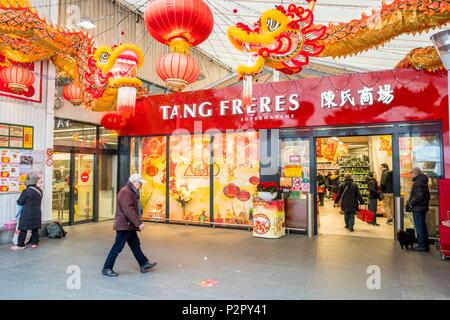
81;172;89;183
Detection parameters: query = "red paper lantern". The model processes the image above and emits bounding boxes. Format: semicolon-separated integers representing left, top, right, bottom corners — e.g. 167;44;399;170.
100;113;125;131
144;138;164;159
144;0;214;53
249;176;260;185
223;183;240;199
156;52;199;92
0;65;35;93
238;190;251;202
144;163;159;177
62;83;84;106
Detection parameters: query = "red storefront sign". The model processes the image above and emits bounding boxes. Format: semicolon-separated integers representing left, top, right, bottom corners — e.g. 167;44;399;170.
121;69;448;136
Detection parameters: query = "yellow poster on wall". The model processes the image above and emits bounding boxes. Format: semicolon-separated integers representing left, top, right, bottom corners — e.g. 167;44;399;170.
23;127;33;149
284;165;302;177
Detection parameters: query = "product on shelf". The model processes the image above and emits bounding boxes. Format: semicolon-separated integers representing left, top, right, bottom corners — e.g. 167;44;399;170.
338;156;370;200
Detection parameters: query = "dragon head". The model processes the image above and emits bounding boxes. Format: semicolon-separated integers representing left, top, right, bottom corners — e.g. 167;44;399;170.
81;43;144;112
227;4;326;77
93;43;144;90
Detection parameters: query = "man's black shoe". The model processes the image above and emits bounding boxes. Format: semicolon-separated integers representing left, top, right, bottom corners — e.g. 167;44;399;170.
102;268;119;277
349;228;355;232
140;261;158;273
412;247;430;252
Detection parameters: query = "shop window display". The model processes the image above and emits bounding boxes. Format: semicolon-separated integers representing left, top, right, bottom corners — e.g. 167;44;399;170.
169;135;211;223
140;137;167;221
213;132;259;226
400;133;442;238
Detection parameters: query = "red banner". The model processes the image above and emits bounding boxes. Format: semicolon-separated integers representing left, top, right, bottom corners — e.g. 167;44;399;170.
121;69;448;137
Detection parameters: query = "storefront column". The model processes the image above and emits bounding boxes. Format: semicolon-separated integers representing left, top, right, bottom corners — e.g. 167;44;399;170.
259;129;280;182
392;129;403;236
117;136;131;189
42;66;56;223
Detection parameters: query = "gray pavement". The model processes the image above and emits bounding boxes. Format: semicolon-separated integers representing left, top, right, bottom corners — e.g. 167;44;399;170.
0;221;449;300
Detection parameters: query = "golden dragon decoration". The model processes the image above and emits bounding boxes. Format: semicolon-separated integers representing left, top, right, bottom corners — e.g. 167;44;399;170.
0;0;144;111
227;0;450;77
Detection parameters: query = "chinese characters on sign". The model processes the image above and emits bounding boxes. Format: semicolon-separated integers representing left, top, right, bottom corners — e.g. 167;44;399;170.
321;84;394;109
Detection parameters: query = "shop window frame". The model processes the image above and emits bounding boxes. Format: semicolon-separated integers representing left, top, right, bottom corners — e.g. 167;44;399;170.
122;120;444;234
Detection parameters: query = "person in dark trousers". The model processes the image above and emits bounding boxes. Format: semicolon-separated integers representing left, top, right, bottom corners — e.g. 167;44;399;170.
366;172;380;226
380;163;394;225
325;172;332;199
317;173;326;206
11;173;43;250
335;173;365;232
407;167;431;252
102;174;157;277
330;170;340;205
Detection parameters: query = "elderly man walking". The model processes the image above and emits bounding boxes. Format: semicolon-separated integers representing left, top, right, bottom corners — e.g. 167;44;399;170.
406;167;431;252
102;174;157;277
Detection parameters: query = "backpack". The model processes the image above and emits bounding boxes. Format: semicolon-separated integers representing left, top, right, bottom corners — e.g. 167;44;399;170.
46;222;67;239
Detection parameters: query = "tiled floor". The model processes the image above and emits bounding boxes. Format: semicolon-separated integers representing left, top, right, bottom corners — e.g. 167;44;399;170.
319;198;394;239
0;220;449;300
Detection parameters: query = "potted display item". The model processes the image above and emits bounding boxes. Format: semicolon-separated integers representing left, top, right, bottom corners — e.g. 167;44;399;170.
256;182;279;201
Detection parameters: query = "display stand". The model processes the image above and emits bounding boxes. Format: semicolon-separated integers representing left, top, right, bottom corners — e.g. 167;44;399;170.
252;199;286;239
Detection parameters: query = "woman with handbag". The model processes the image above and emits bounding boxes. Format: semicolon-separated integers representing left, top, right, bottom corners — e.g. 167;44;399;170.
335;174;365;232
366;172;382;226
10;173;43;250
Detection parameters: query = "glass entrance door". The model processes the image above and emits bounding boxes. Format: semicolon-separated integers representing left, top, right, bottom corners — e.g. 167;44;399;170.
52;152;71;224
52;152;95;225
399;132;443;239
73;153;94;223
280;138;310;231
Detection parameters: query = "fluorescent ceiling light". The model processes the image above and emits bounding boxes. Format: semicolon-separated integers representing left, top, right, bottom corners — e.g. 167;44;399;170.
77;19;96;29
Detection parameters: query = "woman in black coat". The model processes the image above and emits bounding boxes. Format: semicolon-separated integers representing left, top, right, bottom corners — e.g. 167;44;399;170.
11;172;43;250
334;174;365;232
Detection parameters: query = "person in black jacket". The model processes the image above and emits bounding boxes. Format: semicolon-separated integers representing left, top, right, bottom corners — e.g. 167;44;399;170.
325;172;334;199
380;163;394;225
366;172;380;226
406;167;430;252
330;170;340;204
11;173;43;250
317;173;326;206
335;173;365;232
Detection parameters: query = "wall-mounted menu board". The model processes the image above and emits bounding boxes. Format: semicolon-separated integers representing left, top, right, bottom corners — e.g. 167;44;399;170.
0;123;33;149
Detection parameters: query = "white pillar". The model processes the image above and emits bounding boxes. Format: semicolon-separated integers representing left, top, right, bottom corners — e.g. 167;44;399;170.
41;0;59;223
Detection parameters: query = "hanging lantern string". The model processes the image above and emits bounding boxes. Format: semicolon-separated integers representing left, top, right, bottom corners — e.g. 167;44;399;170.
94;0;150;39
205;0;251;25
203;1;244;64
17;0;91;10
